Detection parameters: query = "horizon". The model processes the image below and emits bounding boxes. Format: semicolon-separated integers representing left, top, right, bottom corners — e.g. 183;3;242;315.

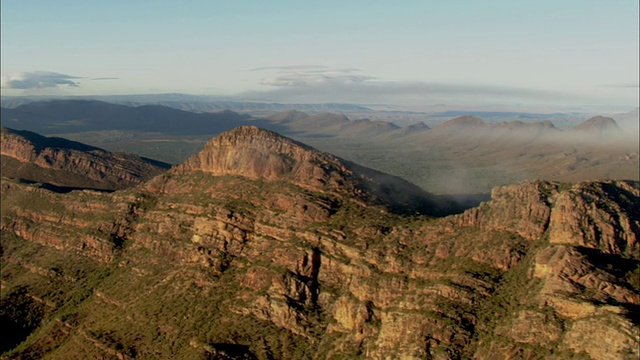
1;1;639;112
2;92;639;116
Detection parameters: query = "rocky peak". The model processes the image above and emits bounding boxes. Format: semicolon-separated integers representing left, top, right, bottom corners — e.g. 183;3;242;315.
173;126;453;215
175;126;338;184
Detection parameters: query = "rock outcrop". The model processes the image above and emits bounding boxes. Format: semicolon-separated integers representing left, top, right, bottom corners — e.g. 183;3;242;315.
1;127;170;190
173;126;454;216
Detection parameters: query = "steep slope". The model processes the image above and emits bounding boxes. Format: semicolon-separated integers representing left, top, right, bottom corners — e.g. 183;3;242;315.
1;126;638;359
1;127;170;190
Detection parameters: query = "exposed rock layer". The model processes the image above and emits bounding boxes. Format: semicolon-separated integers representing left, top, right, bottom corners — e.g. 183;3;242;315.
174;126;454;216
1;127;169;190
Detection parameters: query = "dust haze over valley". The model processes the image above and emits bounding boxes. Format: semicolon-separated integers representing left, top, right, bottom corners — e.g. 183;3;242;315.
2;1;640;359
2;99;638;196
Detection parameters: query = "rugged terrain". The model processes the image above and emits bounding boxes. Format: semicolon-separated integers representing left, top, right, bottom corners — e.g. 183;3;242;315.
1;127;170;190
1;126;638;359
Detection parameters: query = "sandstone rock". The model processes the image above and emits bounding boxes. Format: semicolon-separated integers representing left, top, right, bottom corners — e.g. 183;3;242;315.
1;127;169;190
454;180;558;240
562;314;638;360
548;180;639;255
2;127;639;359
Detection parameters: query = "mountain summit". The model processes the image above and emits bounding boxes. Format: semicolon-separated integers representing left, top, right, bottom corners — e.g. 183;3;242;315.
173;126;453;215
573;116;622;134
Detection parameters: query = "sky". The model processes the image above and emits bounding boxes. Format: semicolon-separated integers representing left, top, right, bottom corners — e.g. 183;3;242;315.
1;0;639;111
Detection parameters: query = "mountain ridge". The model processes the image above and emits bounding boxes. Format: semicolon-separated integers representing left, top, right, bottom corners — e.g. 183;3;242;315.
0;100;281;135
1;127;170;190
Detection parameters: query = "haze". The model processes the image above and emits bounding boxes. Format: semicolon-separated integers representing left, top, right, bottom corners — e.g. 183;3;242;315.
1;0;638;112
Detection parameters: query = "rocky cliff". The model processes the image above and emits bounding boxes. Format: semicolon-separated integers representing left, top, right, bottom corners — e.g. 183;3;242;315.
1;127;638;359
1;127;170;190
173;126;454;216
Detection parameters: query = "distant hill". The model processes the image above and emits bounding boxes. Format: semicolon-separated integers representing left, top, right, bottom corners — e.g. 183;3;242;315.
0;94;371;114
265;110;404;137
612;108;639;133
2;102;637;196
435;115;485;129
572;116;623;138
0;100;283;135
1;127;170;190
431;110;566;119
573;115;621;131
266;112;637;194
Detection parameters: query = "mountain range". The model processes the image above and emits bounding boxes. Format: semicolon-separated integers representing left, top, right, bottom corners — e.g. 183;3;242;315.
1;125;638;359
0;95;371;115
0;100;284;135
2;100;637;196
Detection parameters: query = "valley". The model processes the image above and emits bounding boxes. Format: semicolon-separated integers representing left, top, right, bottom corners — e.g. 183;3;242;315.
3;100;637;195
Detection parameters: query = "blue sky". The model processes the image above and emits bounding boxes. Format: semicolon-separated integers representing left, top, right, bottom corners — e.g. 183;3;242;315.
1;0;638;110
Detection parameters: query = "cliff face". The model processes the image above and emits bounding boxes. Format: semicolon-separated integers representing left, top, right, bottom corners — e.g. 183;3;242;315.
1;127;638;359
1;127;170;190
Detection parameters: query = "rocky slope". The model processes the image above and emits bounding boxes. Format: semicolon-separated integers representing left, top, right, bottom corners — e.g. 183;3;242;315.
1;127;638;359
1;127;170;190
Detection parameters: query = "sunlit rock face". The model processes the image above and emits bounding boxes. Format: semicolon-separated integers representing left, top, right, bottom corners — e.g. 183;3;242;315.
1;127;169;190
172;125;455;216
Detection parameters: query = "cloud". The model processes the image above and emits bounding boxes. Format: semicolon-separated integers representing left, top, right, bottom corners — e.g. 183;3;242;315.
249;65;328;72
237;66;583;105
599;83;640;88
252;66;375;88
91;77;120;81
1;71;82;89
